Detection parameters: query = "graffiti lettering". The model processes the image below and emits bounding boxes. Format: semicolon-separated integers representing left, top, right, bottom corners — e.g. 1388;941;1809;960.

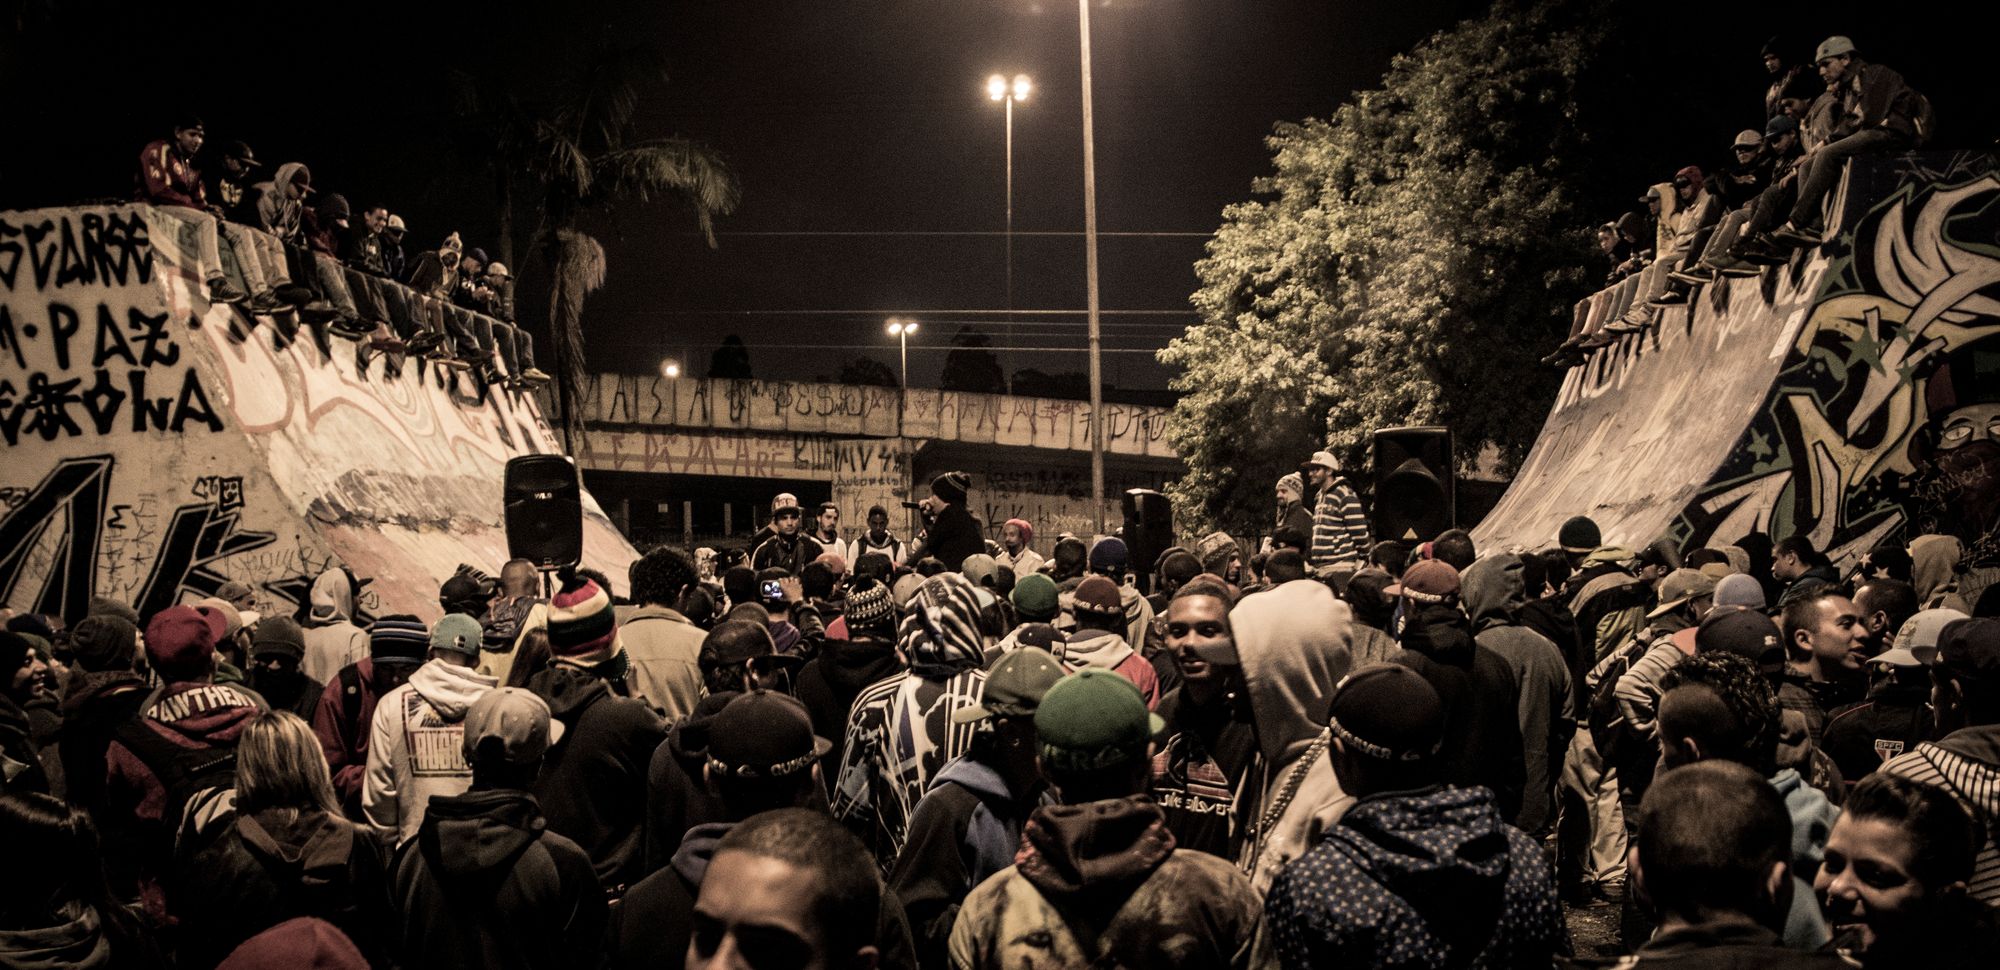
0;455;114;621
0;210;153;293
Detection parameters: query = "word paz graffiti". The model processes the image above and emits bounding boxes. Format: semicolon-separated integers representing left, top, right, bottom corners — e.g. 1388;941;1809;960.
0;301;222;444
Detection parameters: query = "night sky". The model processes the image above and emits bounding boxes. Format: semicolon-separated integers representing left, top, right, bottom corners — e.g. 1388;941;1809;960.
4;1;1988;393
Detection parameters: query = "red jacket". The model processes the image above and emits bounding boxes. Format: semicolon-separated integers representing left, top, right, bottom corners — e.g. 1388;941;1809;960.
312;658;417;818
136;139;206;209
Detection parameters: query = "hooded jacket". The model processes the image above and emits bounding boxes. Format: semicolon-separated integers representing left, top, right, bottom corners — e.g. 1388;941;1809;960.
642;692;735;872
302;571;369;686
312;658;413;818
58;670;151;821
362;660;497;846
1230;579;1355;894
525;665;666;892
1462;556;1574;834
0;901;165;970
250;162;309;242
1395;604;1528;821
890;754;1036;967
390;788;605;970
174;807;391;969
608;822;727;970
948;795;1272;969
1881;723;2000;903
613;605;705;722
794;633;904;782
832;573;989;861
920;502;985;572
1912;534;1971;612
1062;627;1160;708
1265;786;1568;969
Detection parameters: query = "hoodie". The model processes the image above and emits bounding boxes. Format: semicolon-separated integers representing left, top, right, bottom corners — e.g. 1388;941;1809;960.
525;665;667;892
607;822;730;970
1061;627;1160;708
642;692;736;872
250;162;308;241
392;788;606;970
793;634;904;782
889;754;1036;967
0;902;163;970
1912;534;1971;612
174;808;391;969
362;660;497;846
1394;604;1528;822
1230;579;1355;894
1462;556;1574;834
948;795;1272;969
302;571;369;685
1264;786;1568;969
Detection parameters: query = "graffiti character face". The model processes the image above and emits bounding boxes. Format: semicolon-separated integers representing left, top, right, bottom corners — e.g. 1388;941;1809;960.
1936;403;2000;451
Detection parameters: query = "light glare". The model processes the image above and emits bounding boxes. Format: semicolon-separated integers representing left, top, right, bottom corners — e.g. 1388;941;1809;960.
987;74;1007;101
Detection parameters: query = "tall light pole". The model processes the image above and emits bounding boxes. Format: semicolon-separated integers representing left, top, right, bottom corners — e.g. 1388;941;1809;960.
884;317;919;391
986;73;1030;313
1076;0;1106;535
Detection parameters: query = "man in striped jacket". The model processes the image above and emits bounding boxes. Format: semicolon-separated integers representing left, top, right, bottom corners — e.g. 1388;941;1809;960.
1879;617;2000;904
1303;450;1372;576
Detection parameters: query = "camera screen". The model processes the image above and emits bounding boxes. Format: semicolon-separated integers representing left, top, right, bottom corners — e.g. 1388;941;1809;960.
761;580;784;599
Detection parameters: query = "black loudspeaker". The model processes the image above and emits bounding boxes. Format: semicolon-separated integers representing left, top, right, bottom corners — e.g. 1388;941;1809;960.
504;455;584;569
1372;426;1454;542
1121;489;1175;580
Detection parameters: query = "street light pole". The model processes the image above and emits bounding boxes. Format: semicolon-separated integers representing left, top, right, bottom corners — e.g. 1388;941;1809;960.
1076;0;1106;535
989;73;1030;395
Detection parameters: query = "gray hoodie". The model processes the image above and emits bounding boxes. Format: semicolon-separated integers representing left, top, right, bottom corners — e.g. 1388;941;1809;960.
302;570;369;685
363;658;499;845
251;161;309;241
1462;555;1574;834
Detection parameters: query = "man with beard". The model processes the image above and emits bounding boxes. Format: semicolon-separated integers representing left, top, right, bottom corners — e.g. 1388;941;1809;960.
245;616;323;720
1147;579;1257;860
752;495;825;575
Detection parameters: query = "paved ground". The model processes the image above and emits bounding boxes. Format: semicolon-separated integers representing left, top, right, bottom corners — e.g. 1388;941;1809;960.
1566;902;1624;960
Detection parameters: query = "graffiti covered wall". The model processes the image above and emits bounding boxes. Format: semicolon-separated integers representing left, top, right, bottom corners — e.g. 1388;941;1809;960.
1;205;636;622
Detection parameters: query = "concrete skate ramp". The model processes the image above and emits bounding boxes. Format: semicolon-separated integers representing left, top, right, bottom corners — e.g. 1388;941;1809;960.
1475;154;2000;591
0;205;636;623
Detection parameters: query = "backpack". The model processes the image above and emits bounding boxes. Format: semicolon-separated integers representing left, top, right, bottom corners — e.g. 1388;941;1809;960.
1585;634;1652;771
114;720;238;848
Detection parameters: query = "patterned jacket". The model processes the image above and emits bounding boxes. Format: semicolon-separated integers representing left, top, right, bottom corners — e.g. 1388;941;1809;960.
1308;478;1371;568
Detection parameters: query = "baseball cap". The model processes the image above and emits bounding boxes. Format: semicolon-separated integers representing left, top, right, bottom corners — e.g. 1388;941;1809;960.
430;613;485;659
1712;573;1767;609
704;691;830;779
1088;537;1129;573
1765;114;1799;140
1732;129;1764;149
385;214;407;232
1385;560;1460;605
961;553;1000;589
1010;573;1060;622
1072;575;1124;617
221;140;259;166
1648;568;1718;620
770;493;802;516
1876;608;1971;668
1816;35;1856;63
145;605;218;682
1936;618;2000;684
953;648;1068;724
1327;663;1444;762
1695;607;1785;670
1034;669;1165;773
1303;450;1339;472
462;687;560;765
196;597;243;640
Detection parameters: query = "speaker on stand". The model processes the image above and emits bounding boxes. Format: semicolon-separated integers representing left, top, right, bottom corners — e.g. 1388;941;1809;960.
1121;488;1174;595
1371;426;1454;543
504;454;585;572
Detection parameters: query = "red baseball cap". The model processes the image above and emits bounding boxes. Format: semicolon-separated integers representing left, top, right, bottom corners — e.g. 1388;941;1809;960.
1385;560;1461;605
146;605;218;682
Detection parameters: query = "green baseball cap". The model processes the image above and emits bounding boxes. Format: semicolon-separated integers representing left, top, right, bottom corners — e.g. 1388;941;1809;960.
1010;572;1060;622
952;648;1068;724
1033;668;1165;772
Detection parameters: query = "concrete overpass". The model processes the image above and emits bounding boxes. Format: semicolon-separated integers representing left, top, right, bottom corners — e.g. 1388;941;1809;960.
570;374;1183;548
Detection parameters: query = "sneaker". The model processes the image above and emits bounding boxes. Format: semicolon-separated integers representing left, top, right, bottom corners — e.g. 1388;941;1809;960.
367;326;408;354
1716;259;1763;278
298;300;341;324
1770;222;1824;248
1580;331;1617;350
274;283;316;306
434;355;474;371
518;367;552;386
247;290;284;313
206;276;248;305
1668;267;1712;286
329;317;373;340
1647;289;1689;307
1736;236;1789;266
406;332;446;354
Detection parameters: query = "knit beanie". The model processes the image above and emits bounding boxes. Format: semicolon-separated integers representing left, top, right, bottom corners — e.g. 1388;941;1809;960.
1558;516;1602;554
1196;531;1238;575
1010;573;1061;622
368;616;430;665
844;578;895;632
251;616;308;662
1278;472;1304;497
931;471;971;505
1005;518;1035;546
87;596;142;625
547;571;620;665
70;615;140;673
1088;537;1129;574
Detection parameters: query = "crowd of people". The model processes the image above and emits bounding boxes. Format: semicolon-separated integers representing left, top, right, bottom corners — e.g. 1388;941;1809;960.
4;454;1998;969
132;117;549;389
1546;33;1934;367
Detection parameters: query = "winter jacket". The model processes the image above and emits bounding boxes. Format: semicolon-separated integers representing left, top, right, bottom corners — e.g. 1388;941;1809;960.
1615;629;1696;743
1266;785;1568;969
1881;723;2000;903
641;692;735;873
1519;596;1583;720
250;163;309;242
794;635;904;783
312;659;415;819
174;807;392;969
1559;918;1856;969
1463;555;1574;834
948;795;1272;969
1230;579;1355;894
1148;685;1259;861
1819;674;1930;783
1061;628;1160;708
1276;500;1314;543
614;605;705;721
1395;603;1528;821
1830;59;1920;142
390;788;605;970
247;667;323;722
750;532;825;576
135;139;204;209
58;670;150;821
855;530;909;566
302;572;370;686
0;901;167;970
921;503;986;572
342;226;385;275
1912;534;1971;612
362;660;496;846
525;665;667;893
1308;478;1370;568
890;755;1038;968
102;681;264;922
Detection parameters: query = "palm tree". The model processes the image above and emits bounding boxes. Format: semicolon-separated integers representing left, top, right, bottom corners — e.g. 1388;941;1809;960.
455;42;739;451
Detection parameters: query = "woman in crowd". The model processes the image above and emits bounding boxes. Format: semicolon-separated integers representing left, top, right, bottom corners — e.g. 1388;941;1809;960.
173;711;390;969
1817;772;2000;967
0;790;166;969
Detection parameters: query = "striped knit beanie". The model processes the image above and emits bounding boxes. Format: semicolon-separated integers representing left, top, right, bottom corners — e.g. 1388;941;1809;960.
547;570;620;665
369;615;430;664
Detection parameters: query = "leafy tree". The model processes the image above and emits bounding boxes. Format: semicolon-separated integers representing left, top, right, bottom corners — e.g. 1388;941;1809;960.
708;335;753;379
941;326;1005;394
1160;0;1599;536
838;356;899;387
